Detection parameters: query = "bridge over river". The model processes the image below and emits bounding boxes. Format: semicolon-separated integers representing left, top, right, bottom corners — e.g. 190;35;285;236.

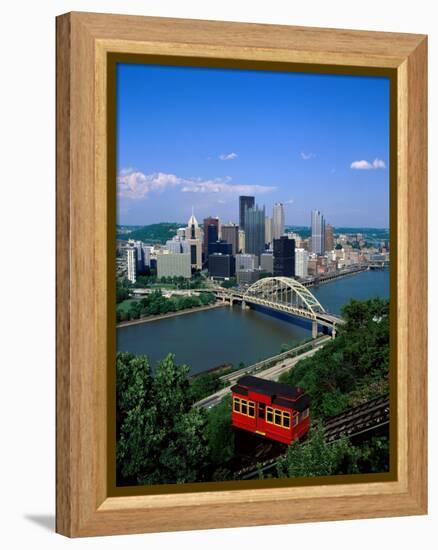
206;276;344;338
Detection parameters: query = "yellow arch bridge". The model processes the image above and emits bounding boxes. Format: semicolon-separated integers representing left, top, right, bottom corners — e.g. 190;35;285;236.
211;276;344;338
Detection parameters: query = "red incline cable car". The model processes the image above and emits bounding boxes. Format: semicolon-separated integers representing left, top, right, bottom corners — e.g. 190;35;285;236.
231;375;310;445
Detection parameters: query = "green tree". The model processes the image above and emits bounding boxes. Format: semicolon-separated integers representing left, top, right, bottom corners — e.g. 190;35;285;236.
276;424;360;478
221;277;237;289
205;396;235;478
116;353;210;485
116;353;154;482
116;285;130;303
189;372;224;403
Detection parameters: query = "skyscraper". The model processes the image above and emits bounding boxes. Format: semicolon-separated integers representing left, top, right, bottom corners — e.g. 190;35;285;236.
265;216;272;246
125;244;137;283
239;196;255;230
295;248;309;278
235;253;256;272
272;203;285;241
185;209;203;270
325;223;334;252
208;240;232;256
273;236;295;277
208;254;236;279
238;229;245;253
244;204;265;260
202;216;219;258
311;210;326;255
221;223;239;255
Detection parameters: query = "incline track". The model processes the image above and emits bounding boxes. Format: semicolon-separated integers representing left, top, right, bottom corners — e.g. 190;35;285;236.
324;394;389;443
235;394;389;480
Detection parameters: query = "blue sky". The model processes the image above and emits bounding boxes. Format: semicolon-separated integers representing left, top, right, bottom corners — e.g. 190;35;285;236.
116;63;390;228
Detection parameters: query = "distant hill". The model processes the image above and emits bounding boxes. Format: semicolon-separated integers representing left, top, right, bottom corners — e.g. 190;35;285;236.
117;223;183;244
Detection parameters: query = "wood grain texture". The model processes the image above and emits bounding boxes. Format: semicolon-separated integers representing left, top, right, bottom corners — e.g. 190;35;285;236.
406;37;428;511
56;11;428;537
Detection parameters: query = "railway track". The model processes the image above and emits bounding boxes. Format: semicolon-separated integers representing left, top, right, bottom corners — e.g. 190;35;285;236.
324;394;389;443
235;394;390;480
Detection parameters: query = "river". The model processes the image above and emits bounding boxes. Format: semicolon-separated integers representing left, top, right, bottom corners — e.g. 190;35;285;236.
116;268;389;375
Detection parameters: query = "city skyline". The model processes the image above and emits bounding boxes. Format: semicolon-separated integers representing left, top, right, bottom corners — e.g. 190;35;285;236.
116;64;390;228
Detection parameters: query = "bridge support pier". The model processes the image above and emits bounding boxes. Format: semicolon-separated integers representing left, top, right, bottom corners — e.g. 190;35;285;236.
312;320;318;339
229;298;233;307
332;326;337;339
241;300;249;310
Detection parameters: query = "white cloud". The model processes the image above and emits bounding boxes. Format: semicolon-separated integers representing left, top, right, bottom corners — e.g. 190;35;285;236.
117;170;182;199
283;199;294;204
372;158;386;169
351;158;386;170
300;152;316;160
117;168;276;199
350;160;373;170
219;152;238;161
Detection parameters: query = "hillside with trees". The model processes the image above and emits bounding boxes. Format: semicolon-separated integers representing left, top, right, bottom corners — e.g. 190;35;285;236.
279;297;389;419
117;222;182;244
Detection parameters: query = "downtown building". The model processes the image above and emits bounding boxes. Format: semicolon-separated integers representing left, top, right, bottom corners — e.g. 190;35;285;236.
260;251;274;274
273;236;295;277
311;209;326;255
209;253;236;280
208;239;232;256
272;203;285;241
166;236;190;255
265;216;272;247
235;253;256;272
244;204;265;261
184;210;203;270
295;248;309;278
221;223;239;255
124;243;137;283
157;252;192;279
325;223;334;252
239;195;255;230
202;216;219;259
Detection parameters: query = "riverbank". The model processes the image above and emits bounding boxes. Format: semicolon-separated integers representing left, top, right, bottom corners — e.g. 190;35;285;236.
305;265;370;287
117;301;226;328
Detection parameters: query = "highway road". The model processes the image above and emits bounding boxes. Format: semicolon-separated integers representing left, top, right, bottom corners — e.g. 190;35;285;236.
194;342;328;410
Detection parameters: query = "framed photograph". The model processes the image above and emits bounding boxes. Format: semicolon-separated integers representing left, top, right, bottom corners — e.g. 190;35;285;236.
56;12;427;537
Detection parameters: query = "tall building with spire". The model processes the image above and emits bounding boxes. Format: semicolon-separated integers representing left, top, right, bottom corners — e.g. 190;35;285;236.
272;203;285;241
185;208;203;270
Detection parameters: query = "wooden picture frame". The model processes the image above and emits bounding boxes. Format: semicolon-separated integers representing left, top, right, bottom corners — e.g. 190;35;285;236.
56;11;427;537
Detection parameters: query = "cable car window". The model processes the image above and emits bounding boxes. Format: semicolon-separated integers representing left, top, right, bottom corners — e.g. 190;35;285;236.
248;402;255;417
241;401;248;415
274;410;282;425
293;412;299;426
283;412;290;428
266;407;274;423
233;397;241;412
258;403;265;418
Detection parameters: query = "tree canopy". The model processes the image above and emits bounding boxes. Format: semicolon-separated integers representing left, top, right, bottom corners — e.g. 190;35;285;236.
279;297;389;419
276;423;360;478
116;353;210;485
